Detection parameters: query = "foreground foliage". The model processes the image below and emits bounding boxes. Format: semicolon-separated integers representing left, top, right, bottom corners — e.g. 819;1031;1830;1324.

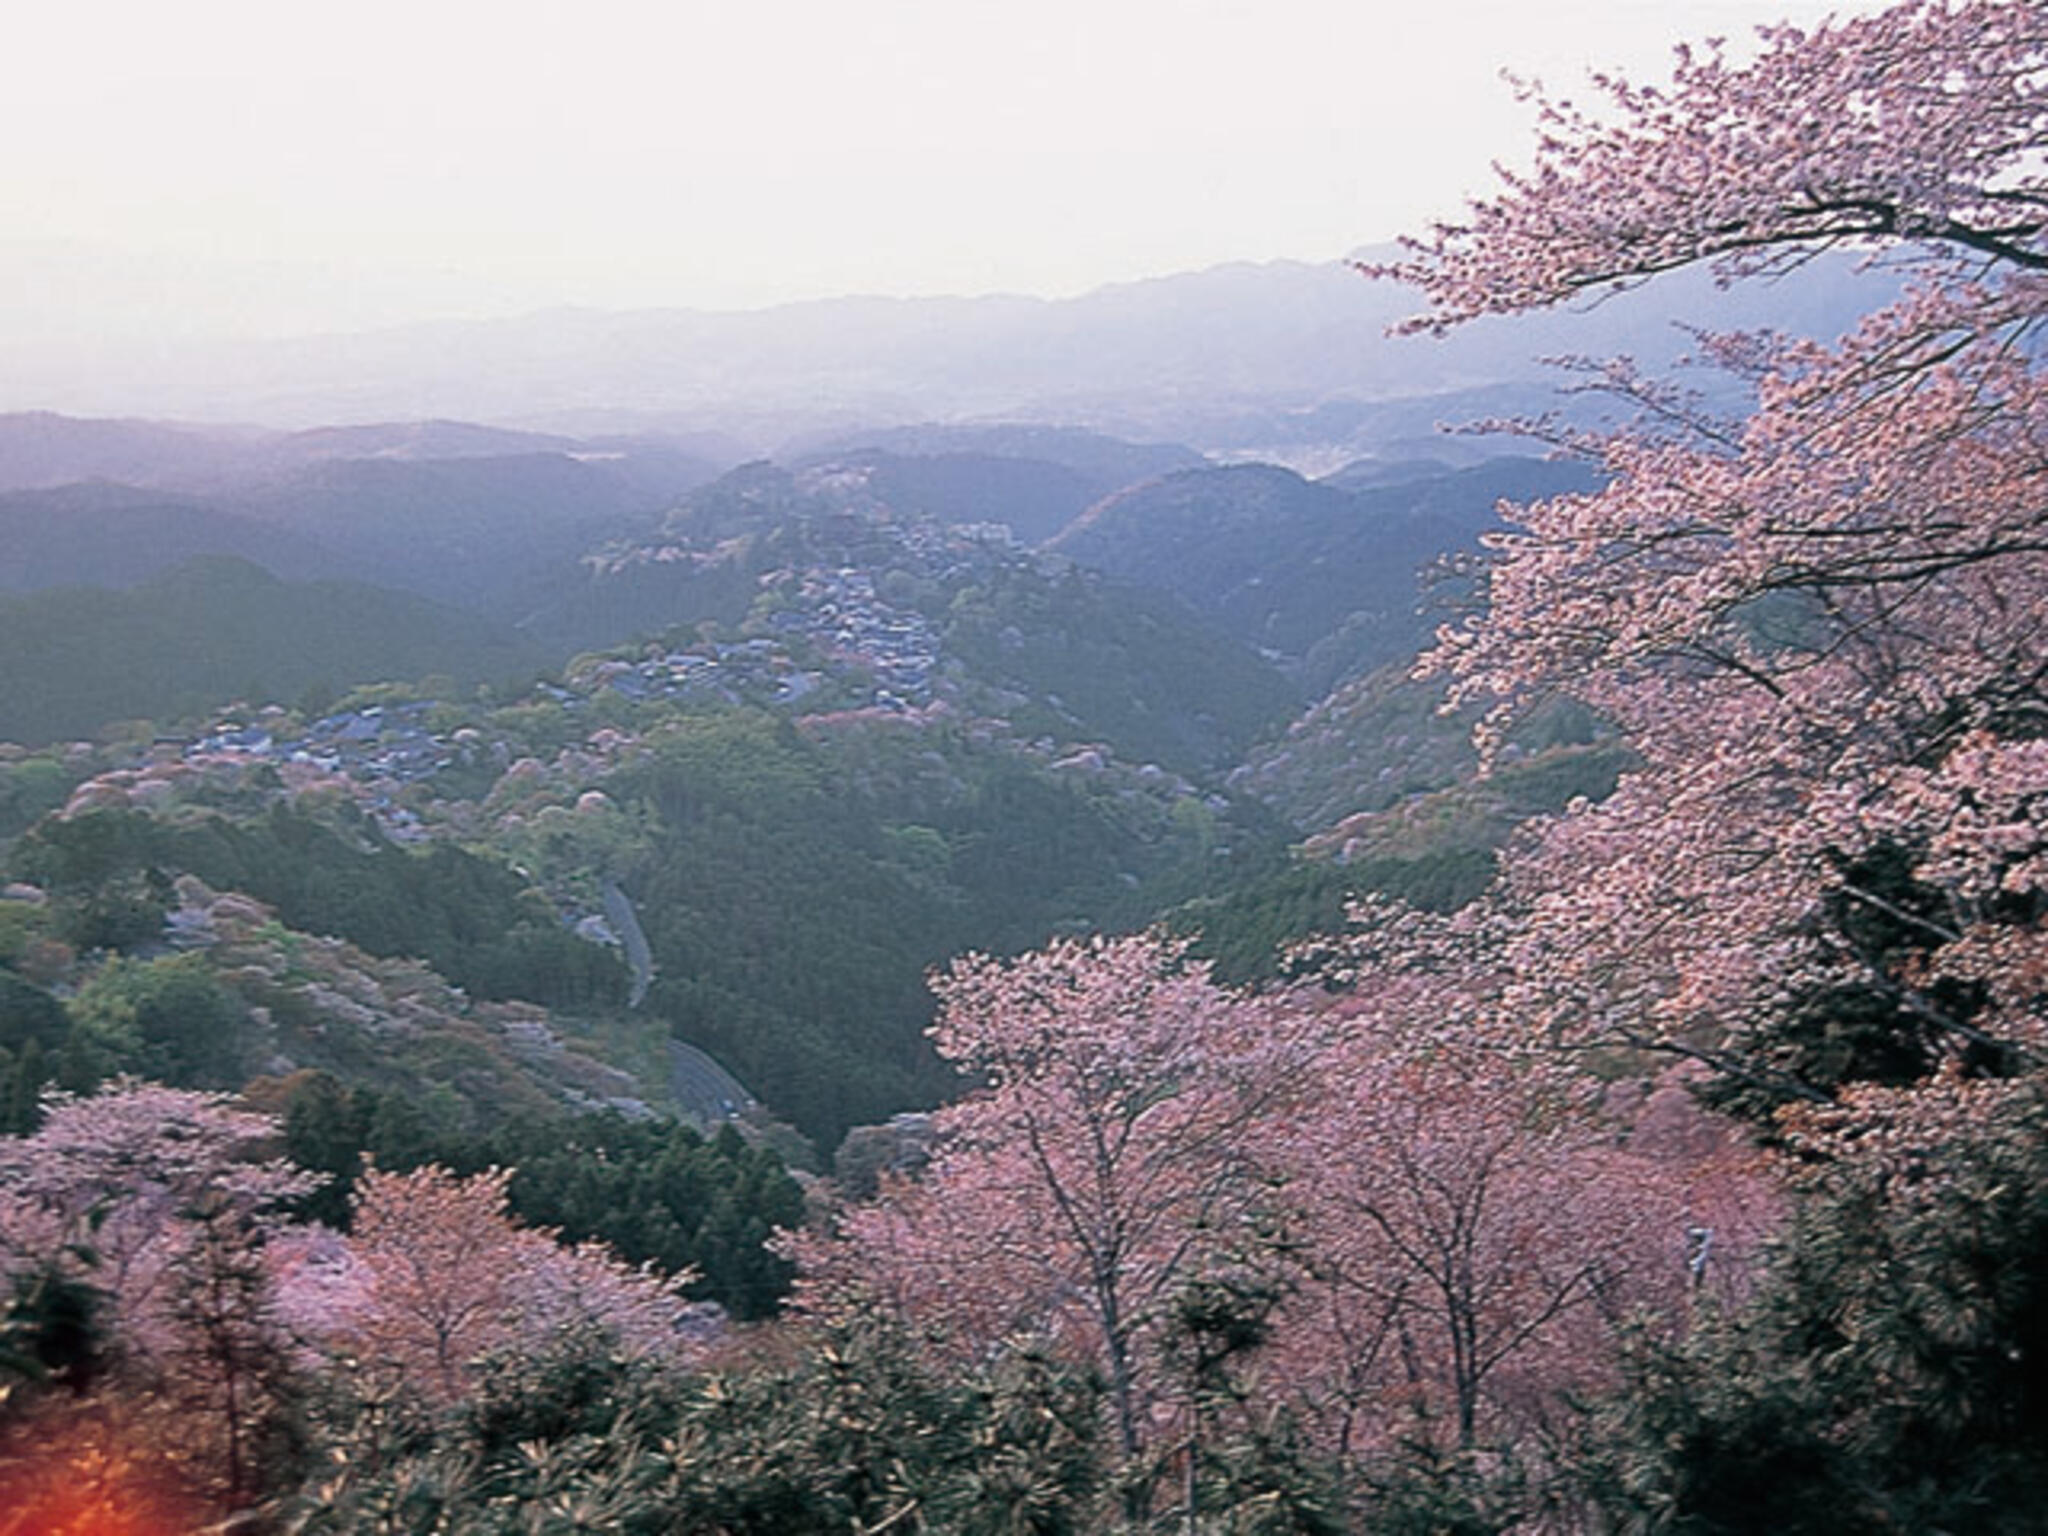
1590;1077;2048;1534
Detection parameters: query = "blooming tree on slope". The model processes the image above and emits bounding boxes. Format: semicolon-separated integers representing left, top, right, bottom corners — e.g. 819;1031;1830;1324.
274;1162;700;1404
795;933;1322;1513
1269;911;1775;1464
1372;0;2048;1113
1287;1006;1679;1454
0;1082;316;1511
0;1085;708;1518
0;1081;314;1370
795;927;1776;1517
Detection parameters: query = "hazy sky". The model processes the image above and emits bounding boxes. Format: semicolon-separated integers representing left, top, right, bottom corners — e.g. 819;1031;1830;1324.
6;0;1883;344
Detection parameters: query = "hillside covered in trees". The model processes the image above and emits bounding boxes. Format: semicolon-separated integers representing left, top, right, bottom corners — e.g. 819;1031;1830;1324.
4;2;2047;1529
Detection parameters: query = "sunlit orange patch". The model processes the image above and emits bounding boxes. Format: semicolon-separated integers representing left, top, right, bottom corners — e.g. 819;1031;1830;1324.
0;1471;209;1536
0;1421;212;1536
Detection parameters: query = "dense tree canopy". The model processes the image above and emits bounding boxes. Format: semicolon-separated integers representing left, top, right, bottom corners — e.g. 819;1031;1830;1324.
1353;2;2048;1523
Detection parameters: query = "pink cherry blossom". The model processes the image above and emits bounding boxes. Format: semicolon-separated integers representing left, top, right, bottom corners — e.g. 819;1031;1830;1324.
1372;0;2048;1103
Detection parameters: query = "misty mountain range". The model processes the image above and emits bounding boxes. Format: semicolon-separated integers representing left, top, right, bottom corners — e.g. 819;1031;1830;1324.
0;409;1522;750
9;253;1894;464
0;248;1895;750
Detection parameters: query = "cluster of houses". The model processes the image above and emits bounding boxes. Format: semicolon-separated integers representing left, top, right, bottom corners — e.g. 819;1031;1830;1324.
183;703;477;843
573;637;820;709
785;565;940;705
588;496;1027;714
193;702;459;785
177;568;948;828
575;567;946;714
140;519;1046;843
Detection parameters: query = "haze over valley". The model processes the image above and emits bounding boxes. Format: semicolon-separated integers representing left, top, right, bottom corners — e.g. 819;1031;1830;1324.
0;227;1899;1152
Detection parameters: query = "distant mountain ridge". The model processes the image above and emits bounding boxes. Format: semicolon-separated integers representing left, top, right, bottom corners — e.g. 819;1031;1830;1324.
0;412;725;498
218;452;654;611
0;417;727;615
0;407;1583;749
3;255;1898;462
0;411;262;492
0;483;346;592
791;423;1205;486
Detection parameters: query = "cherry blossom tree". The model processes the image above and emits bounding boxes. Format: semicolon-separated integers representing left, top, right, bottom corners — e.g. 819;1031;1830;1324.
0;1084;707;1514
794;933;1323;1518
279;1163;701;1404
0;1080;314;1371
1370;0;2048;1108
1296;1017;1647;1453
1269;913;1775;1467
0;1081;316;1512
798;925;1774;1522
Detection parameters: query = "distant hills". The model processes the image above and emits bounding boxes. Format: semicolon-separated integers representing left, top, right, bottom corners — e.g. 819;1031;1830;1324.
3;255;1897;464
220;453;654;611
519;457;1302;776
0;410;1222;619
0;483;343;592
0;395;1652;1146
0;415;726;616
0;410;725;510
0;252;1908;1168
792;423;1205;487
786;426;1208;546
0;411;617;494
0;402;1605;760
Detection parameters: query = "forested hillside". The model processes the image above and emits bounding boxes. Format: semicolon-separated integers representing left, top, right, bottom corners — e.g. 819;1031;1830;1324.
0;404;1762;1531
0;416;1623;1150
7;5;2042;1529
0;484;341;592
0;558;547;744
1049;457;1599;689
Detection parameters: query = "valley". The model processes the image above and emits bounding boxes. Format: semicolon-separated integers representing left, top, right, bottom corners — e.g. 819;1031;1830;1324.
1;406;1563;1159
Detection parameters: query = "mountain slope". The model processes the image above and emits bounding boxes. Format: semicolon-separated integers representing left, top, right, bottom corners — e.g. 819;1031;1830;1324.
0;411;257;492
1047;456;1600;689
221;452;656;611
519;459;1300;773
0;483;345;591
0;557;545;744
796;423;1204;487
